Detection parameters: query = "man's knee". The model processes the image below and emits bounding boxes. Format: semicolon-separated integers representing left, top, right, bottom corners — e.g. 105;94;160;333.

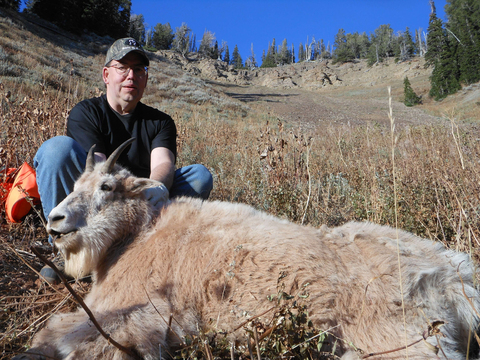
172;164;213;200
34;136;85;168
191;164;213;197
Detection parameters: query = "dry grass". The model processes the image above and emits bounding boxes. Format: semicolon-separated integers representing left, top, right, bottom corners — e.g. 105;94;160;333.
2;9;480;360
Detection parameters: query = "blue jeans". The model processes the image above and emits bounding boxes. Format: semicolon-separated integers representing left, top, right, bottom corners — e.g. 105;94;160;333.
34;136;213;220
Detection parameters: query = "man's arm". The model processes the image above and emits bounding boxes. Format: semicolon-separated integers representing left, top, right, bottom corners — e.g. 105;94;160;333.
150;147;175;190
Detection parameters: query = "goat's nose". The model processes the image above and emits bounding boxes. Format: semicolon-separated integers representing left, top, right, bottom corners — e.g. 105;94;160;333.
49;214;65;223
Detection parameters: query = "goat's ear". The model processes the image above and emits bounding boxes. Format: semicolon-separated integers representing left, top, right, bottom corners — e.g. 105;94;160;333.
127;178;165;194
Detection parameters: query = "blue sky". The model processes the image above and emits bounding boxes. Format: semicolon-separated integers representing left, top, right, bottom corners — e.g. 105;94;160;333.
131;0;447;61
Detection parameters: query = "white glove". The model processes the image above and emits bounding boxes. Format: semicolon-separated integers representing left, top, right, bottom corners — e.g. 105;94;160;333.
143;184;169;211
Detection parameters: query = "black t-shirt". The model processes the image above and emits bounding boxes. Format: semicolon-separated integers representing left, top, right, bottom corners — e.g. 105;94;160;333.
66;95;177;178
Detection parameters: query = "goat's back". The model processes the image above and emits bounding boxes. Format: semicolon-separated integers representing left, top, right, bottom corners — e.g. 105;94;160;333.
86;197;479;358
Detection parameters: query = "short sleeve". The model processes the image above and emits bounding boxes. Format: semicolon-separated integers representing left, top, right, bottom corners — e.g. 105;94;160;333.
151;116;177;161
66;99;106;154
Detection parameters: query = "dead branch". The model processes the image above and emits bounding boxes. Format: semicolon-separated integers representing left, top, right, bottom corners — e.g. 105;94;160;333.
30;246;142;360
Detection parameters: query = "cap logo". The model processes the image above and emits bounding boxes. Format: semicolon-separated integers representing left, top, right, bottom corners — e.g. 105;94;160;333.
126;39;139;47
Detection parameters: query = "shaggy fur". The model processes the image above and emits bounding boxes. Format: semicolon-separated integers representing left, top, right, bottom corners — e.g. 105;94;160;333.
14;160;480;359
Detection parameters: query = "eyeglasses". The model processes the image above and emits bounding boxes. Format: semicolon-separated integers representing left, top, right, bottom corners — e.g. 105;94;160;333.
108;64;148;78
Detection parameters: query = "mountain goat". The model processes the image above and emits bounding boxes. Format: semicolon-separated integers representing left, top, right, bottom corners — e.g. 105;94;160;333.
15;139;480;359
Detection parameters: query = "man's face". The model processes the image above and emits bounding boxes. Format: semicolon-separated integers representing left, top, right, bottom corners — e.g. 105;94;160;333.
103;52;148;114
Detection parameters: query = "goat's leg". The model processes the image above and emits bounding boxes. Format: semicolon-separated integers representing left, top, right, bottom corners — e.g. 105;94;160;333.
13;310;94;360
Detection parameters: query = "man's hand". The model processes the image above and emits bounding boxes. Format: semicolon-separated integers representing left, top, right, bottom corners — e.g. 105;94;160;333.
143;184;169;211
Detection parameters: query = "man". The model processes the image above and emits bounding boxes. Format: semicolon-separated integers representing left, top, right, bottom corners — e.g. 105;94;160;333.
34;38;213;281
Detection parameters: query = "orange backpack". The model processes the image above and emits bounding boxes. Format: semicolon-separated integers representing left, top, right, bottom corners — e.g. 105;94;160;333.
1;163;41;223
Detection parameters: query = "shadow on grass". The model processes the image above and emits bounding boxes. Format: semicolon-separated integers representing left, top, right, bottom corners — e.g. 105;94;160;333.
225;92;300;103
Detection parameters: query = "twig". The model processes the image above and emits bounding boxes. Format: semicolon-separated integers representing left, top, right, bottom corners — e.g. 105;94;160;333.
230;342;235;360
141;286;178;359
456;263;480;319
363;320;445;358
247;334;254;360
361;338;423;358
258;324;277;342
448;114;465;170
6;293;70;341
336;133;348;168
204;341;214;360
387;86;409;359
301;140;313;225
30;247;142;360
142;285;182;344
4;242;62;295
355;274;392;335
233;306;275;332
286;324;340;353
254;326;261;360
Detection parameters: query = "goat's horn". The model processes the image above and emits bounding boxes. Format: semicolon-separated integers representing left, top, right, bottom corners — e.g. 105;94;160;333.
101;138;135;174
85;144;96;173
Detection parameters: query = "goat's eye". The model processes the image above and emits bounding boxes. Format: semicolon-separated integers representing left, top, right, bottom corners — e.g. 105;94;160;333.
100;183;112;191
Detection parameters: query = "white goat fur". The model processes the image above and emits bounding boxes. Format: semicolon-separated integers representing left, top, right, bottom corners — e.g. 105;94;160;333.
17;161;480;360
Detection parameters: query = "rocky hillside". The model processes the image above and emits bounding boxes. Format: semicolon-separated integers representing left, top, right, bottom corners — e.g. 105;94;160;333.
155;45;480;124
155;49;430;91
2;7;478;127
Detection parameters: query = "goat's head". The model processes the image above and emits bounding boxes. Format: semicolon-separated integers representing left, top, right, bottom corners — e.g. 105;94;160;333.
47;138;168;278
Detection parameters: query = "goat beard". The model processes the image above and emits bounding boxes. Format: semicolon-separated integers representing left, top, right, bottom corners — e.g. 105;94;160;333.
55;232;97;279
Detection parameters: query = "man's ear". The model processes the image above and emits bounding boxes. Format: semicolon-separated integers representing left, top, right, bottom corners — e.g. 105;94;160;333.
102;67;110;85
127;178;164;194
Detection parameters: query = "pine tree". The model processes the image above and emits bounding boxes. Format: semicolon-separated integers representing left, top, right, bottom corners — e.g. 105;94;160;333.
231;44;243;69
199;30;216;57
445;0;480;84
261;51;275;67
425;1;445;68
223;45;230;64
212;41;219;59
403;76;422;106
358;32;370;58
188;34;197;53
129;14;145;44
372;24;394;60
404;27;416;58
429;34;461;100
84;0;131;38
261;39;276;68
278;38;289;65
346;32;361;59
333;28;354;64
298;42;305;62
0;0;20;10
367;41;379;66
29;0;82;32
28;0;131;37
319;39;326;59
152;23;174;50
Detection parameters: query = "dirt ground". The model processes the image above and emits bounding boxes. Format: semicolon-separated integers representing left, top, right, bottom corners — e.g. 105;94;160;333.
220;83;444;131
207;56;454;132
